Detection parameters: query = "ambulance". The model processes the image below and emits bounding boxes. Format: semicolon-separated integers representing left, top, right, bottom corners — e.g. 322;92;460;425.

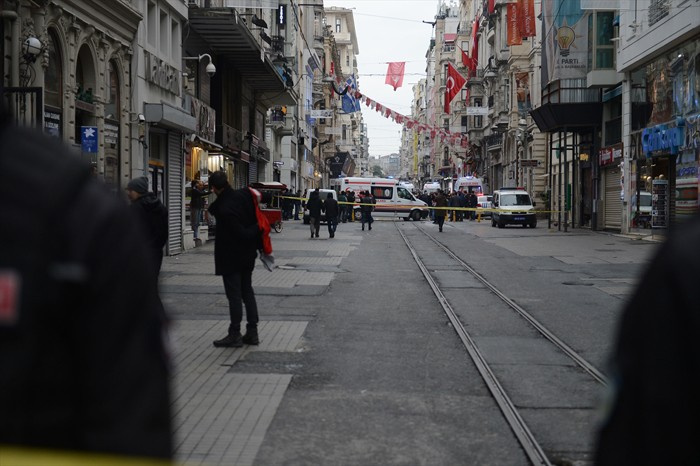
333;177;429;221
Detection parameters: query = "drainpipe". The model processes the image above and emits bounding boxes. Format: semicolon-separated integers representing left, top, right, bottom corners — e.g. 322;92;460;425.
1;9;19;87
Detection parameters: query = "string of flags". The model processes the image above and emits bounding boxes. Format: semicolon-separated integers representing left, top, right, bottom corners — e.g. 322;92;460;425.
333;78;470;151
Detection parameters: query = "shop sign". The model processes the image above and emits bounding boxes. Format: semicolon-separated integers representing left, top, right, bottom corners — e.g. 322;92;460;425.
81;126;98;153
642;122;685;158
599;143;622;166
144;50;180;96
44;108;61;138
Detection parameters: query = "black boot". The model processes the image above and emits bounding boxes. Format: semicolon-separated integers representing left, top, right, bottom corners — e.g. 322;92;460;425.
213;332;243;348
242;327;259;345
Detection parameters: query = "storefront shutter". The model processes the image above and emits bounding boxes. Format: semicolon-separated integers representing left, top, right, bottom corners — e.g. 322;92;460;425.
167;132;183;255
248;157;258;185
603;166;622;230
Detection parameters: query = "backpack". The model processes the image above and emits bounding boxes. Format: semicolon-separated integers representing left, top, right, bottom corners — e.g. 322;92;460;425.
248;188;273;255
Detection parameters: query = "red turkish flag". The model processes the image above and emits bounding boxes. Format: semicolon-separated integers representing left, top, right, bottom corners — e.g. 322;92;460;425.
384;62;406;91
444;62;467;114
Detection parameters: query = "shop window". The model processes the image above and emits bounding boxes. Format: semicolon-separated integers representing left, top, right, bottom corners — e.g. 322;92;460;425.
587;11;615;71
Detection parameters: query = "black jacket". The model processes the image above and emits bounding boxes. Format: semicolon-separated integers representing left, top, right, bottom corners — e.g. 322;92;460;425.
595;214;700;465
306;192;323;217
190;185;209;209
0;120;172;459
130;192;168;271
324;197;339;219
208;187;259;275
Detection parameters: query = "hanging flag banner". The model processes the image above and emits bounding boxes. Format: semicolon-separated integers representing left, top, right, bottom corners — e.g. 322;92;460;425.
470;18;479;76
520;0;536;38
488;0;496;14
444;62;467;114
507;4;523;45
542;0;590;84
466;106;489;115
341;75;361;113
384;62;406;91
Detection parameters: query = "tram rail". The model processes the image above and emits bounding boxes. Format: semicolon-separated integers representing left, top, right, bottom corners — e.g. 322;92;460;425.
395;221;609;465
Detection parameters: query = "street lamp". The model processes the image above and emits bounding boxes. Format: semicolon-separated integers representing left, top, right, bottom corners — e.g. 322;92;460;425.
322;75;350;95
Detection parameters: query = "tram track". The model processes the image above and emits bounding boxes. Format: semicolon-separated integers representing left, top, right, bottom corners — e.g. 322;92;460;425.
396;221;609;465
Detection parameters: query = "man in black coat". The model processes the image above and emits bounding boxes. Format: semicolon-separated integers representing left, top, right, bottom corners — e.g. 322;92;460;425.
324;192;339;238
0;104;172;459
126;176;168;273
595;214;700;465
306;189;323;238
207;171;261;347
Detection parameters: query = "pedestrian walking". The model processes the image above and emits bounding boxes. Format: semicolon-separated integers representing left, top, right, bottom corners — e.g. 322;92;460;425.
595;213;700;465
434;189;448;232
337;190;347;223
207;171;261;348
126;176;168;274
190;178;209;243
0;105;172;460
457;190;467;221
306;188;323;238
324;192;339;238
360;190;375;231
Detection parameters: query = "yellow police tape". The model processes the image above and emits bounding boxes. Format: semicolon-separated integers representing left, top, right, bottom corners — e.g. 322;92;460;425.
0;447;171;465
273;195;560;214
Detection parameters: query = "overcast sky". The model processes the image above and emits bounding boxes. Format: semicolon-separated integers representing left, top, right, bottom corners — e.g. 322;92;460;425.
323;0;443;158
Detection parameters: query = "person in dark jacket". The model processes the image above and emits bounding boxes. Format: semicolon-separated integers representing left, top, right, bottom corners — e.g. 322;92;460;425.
190;178;209;241
434;190;448;232
346;189;356;222
360;190;375;231
306;189;323;238
324;192;339;238
468;190;478;220
337;190;348;223
126;176;168;273
293;190;302;220
595;214;700;465
208;171;261;347
0;105;172;460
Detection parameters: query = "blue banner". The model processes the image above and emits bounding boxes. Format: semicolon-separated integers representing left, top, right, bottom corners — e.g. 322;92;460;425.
81;126;98;153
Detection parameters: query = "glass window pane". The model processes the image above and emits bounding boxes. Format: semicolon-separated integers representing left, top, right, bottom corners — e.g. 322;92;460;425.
597;12;614;46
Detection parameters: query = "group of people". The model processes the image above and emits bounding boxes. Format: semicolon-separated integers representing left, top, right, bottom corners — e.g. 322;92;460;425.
280;188;302;221
304;188;377;238
417;189;479;225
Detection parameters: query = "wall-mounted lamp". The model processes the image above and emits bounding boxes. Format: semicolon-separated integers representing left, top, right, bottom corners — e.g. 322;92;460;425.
252;14;268;28
322;75;349;95
22;36;43;63
183;53;216;78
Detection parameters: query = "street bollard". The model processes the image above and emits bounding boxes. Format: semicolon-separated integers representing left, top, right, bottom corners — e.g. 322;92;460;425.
477;210;481;222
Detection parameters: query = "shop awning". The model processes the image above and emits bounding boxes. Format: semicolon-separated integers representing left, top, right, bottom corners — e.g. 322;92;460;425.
186;8;296;106
144;102;197;133
530;102;602;133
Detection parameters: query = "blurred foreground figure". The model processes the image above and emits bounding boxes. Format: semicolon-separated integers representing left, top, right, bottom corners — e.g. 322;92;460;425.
0;105;172;460
595;214;700;465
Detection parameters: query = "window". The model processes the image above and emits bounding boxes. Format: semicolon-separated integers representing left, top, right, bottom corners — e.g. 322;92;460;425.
171;20;180;61
443;118;449;130
335;18;341;33
649;0;670;26
397;187;413;200
461;116;468;132
474;98;483;128
372;187;392;199
588;11;615;70
147;2;156;46
45;30;62;109
346;53;349;67
160;10;168;54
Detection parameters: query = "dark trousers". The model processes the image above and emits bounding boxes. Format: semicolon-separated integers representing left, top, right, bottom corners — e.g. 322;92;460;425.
310;216;320;236
436;215;445;231
327;217;338;236
222;271;259;335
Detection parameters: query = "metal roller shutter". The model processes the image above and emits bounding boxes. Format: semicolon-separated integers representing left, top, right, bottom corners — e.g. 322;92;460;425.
167;132;183;255
248;157;258;185
604;166;622;230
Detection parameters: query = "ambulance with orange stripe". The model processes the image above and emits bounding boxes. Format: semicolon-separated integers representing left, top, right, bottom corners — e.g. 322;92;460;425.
331;177;429;221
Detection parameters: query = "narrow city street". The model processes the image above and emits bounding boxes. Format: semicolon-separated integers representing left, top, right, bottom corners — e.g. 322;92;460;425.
160;218;659;465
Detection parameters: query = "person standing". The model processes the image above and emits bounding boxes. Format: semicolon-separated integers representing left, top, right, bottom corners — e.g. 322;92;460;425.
346;189;356;222
293;190;302;220
324;192;339;238
207;171;261;348
360;191;375;231
306;188;323;238
457;190;467;221
126;176;168;274
190;179;209;243
434;189;448;232
0;105;172;459
468;190;478;220
337;190;347;223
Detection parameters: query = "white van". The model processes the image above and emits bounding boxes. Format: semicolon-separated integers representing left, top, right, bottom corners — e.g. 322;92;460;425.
422;182;440;194
336;177;429;221
491;188;537;228
453;176;484;194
